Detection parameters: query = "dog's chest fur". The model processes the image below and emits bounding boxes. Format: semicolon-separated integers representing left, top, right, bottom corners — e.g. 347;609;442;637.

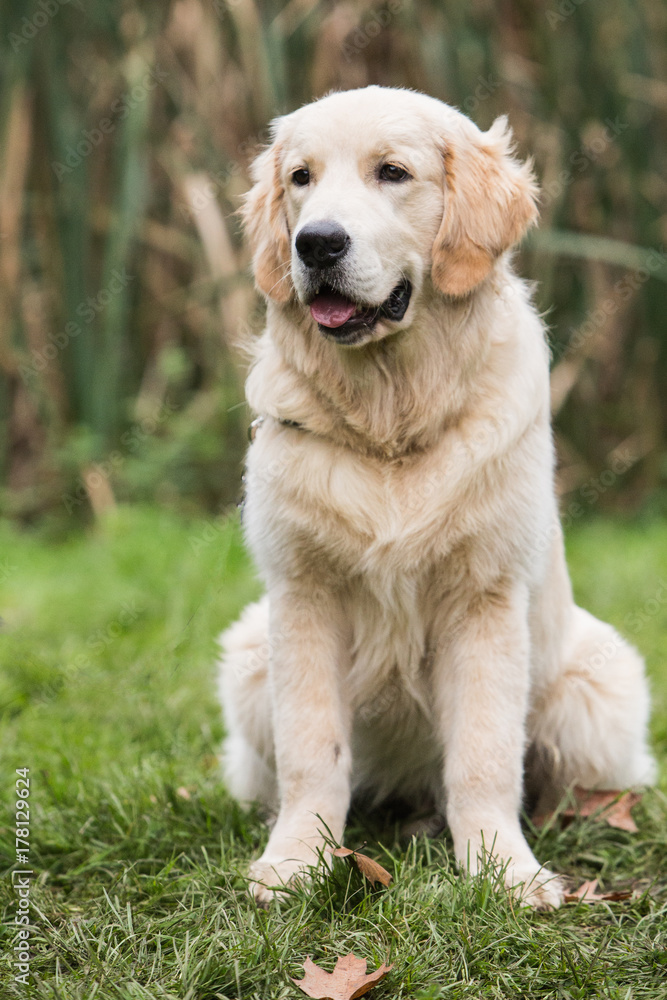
245;413;549;721
245;412;549;588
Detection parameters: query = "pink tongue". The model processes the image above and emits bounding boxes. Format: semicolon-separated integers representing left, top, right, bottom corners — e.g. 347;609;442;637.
310;291;358;328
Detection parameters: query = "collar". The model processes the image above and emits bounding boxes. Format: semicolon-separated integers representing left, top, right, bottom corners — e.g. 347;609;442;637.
248;415;304;442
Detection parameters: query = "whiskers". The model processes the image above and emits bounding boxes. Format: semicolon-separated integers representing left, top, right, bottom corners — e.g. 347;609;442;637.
265;259;292;299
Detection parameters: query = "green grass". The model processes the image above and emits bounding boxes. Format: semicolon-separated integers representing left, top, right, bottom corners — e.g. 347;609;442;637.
1;507;666;999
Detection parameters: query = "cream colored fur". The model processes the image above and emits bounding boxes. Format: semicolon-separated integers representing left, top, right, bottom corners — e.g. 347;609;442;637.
217;87;654;909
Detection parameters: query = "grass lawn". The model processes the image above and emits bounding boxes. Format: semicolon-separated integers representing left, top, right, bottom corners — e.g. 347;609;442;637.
1;506;666;999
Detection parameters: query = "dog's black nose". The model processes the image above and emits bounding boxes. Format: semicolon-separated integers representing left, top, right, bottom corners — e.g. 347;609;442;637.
295;222;350;269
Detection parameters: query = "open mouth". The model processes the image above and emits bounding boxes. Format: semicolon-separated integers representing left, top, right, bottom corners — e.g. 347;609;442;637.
309;278;412;343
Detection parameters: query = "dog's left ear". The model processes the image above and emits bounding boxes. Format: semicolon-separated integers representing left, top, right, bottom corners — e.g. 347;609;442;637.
432;116;539;298
241;140;293;303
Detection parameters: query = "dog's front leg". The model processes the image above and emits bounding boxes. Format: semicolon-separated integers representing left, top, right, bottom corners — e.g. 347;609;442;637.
249;584;351;905
436;581;563;909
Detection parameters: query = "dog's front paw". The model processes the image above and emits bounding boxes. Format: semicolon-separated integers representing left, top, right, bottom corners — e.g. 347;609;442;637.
458;833;564;911
248;856;311;907
506;864;564;910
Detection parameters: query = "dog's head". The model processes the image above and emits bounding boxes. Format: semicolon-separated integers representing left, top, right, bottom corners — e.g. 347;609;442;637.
242;87;538;347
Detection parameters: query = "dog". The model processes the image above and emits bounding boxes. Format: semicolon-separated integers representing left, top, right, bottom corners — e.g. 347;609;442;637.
218;86;654;909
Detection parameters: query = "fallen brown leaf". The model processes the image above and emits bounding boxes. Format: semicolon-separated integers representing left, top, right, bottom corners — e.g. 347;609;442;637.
331;846;392;887
534;787;642;832
564;878;632;904
292;954;393;1000
575;788;642;832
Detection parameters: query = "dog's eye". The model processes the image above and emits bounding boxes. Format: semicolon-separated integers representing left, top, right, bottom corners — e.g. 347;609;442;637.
379;163;410;183
291;168;310;187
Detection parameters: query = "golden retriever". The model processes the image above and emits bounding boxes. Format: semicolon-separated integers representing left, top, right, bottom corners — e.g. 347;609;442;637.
218;86;654;909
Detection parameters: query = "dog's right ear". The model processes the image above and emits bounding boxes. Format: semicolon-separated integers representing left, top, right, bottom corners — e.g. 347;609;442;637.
431;116;539;298
241;141;293;303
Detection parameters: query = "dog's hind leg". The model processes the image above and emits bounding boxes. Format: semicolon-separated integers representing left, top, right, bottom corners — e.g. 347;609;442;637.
528;605;655;814
217;596;278;812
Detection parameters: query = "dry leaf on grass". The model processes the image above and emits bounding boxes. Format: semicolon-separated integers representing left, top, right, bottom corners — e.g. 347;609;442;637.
331;846;392;887
572;788;642;832
534;787;643;832
293;954;393;1000
564;878;632;904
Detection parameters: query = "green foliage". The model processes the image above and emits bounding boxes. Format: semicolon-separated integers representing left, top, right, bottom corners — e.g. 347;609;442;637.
0;1;665;519
1;508;666;996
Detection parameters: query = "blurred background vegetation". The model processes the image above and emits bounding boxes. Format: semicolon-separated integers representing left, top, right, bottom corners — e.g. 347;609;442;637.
0;0;666;529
